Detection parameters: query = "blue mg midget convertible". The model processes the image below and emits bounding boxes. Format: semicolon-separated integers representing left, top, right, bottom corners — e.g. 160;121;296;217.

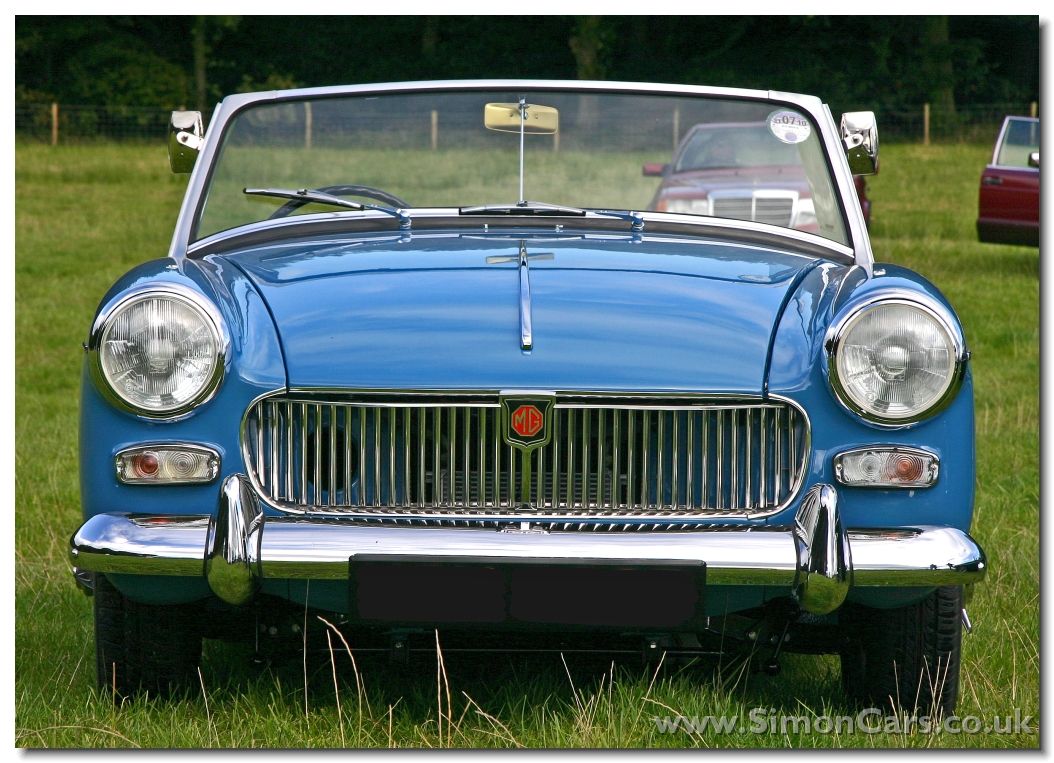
71;81;984;713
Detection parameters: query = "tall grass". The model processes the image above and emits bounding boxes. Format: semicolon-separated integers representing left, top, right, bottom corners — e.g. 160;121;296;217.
15;142;1037;747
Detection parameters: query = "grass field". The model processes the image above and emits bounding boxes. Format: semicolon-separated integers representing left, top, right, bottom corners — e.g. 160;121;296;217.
15;142;1038;748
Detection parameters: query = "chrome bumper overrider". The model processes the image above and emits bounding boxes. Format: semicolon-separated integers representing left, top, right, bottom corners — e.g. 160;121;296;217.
70;475;986;616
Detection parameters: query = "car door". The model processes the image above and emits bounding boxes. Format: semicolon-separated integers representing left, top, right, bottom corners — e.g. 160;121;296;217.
980;117;1040;225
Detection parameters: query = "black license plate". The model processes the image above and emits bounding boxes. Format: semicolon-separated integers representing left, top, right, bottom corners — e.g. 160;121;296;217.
349;556;705;629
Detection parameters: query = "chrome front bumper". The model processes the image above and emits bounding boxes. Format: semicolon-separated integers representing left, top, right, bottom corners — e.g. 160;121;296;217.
70;475;987;616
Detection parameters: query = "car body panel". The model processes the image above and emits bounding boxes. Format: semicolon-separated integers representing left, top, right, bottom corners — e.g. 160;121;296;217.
79;257;285;531
226;233;816;394
766;262;975;533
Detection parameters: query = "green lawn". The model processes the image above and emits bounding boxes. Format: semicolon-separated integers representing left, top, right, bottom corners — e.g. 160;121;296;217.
15;142;1038;748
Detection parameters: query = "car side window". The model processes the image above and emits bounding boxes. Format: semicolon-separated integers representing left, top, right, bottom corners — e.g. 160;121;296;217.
996;119;1039;167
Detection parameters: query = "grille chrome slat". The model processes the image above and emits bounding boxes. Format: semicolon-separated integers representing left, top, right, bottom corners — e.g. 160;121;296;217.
403;409;411;507
655;412;664;509
775;407;783;503
245;396;808;517
685;412;694;510
640;410;650;508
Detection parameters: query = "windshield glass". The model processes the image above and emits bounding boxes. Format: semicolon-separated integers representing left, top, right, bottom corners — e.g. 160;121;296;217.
996;118;1039;167
195;90;848;245
675;124;803;171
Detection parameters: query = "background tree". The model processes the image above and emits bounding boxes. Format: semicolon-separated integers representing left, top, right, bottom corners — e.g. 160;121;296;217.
192;15;241;110
921;16;957;113
15;15;1039;114
569;16;608;80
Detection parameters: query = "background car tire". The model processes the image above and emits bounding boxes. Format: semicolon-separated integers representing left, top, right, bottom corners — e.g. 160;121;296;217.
840;585;962;715
93;573;203;699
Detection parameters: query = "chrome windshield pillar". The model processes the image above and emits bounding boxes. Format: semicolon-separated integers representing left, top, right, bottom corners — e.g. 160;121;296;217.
793;484;852;615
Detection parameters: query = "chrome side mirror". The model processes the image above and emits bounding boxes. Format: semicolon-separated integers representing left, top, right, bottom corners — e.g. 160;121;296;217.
1028;152;1039;168
840;111;879;175
169;111;204;174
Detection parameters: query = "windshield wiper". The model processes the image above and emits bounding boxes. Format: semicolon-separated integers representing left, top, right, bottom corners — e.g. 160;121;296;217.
244;187;411;230
460;201;644;232
459;200;586;216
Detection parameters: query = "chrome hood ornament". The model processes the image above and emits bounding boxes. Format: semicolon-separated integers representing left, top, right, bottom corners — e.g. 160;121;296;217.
486;241;553;351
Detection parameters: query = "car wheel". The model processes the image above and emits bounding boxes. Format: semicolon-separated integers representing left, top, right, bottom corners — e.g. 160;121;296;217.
93;573;203;699
840;585;962;715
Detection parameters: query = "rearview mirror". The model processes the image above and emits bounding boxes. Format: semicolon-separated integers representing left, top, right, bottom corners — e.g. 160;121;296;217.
169;111;204;174
1028;152;1039;168
840;111;879;175
484;103;559;134
642;163;668;177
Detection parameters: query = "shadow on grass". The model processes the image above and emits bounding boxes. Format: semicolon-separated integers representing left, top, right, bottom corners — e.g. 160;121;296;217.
193;626;848;746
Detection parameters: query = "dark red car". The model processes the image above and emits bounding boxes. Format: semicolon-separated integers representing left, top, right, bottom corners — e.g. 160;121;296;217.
977;116;1039;246
644;121;872;231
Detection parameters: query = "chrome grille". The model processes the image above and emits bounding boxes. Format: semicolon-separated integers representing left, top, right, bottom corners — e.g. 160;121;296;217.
243;396;808;518
712;193;795;227
754;198;795;226
711;197;753;222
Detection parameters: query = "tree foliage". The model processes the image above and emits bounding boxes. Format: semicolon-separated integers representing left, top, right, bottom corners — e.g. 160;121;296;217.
15;15;1038;112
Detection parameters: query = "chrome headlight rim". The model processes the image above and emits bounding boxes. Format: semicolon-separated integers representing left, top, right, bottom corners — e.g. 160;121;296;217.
824;291;967;427
88;284;229;420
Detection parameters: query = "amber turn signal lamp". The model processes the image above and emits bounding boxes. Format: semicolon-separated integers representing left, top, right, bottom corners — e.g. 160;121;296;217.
833;446;938;488
116;444;220;485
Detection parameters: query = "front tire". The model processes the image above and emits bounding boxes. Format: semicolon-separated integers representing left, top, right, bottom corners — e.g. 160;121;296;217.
93;573;203;699
840;585;962;715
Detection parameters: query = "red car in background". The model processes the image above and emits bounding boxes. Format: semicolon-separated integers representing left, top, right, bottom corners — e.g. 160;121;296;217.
977;116;1039;246
644;121;873;232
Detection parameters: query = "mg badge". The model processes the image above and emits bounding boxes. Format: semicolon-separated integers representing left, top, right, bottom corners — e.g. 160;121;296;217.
512;405;543;437
500;394;555;510
501;395;554;450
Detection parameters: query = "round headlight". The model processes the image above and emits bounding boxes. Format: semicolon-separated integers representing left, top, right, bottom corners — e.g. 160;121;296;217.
827;298;964;424
92;288;225;416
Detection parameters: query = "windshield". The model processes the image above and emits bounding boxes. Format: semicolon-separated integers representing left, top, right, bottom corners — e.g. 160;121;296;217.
675;124;804;171
195;90;849;246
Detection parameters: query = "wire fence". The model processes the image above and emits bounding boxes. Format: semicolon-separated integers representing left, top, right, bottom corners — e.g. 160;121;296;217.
874;102;1038;144
15;101;1038;146
15;103;214;144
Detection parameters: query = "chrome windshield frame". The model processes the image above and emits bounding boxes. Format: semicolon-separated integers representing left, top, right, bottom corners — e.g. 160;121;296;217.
169;79;873;273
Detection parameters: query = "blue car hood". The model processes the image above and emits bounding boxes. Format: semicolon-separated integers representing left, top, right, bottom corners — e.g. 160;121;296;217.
224;234;818;393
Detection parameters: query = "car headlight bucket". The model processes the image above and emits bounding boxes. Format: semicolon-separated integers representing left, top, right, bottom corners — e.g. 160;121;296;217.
825;294;966;425
89;285;227;418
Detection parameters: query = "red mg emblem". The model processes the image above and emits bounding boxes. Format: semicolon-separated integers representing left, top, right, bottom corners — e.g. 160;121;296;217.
501;395;553;451
511;405;544;438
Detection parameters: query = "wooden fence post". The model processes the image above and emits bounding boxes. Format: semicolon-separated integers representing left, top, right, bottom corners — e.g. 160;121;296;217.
304;102;313;149
431;110;438;150
51;102;58;146
1031;102;1038;118
672;106;680;152
923;103;930;146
